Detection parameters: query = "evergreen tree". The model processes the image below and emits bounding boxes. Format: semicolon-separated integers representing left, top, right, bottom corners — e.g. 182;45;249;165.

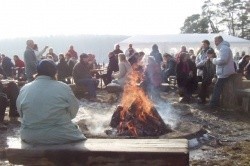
180;14;209;33
180;0;249;39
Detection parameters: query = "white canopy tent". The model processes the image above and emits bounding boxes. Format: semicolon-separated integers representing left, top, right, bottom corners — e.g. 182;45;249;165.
117;34;250;56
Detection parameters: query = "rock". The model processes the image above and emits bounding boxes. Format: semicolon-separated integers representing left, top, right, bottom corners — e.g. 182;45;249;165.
201;145;213;151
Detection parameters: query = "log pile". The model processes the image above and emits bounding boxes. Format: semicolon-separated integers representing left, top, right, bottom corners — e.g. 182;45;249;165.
110;97;171;137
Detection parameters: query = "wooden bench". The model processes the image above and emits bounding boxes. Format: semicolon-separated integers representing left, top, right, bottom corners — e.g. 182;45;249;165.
160;83;175;92
5;139;189;166
242;80;250;89
237;88;250;112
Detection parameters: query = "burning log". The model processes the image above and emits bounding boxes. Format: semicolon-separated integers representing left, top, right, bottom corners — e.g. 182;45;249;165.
110;97;171;137
110;105;123;128
109;68;171;137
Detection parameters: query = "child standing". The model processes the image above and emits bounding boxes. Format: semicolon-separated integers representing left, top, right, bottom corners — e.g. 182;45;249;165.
198;49;216;104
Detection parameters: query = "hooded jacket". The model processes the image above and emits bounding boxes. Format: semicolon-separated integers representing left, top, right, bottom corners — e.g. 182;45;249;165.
150;45;163;65
212;41;235;78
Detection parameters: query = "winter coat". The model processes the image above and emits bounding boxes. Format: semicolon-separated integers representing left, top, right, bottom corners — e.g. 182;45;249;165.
72;61;92;85
113;49;123;56
67;49;78;60
24;47;38;79
57;59;71;81
14;59;25;68
150;50;163;65
195;47;213;76
162;58;176;77
1;56;14;77
202;59;216;84
238;56;249;74
16;76;85;144
176;59;197;93
107;55;119;73
212;41;235;78
113;61;131;87
67;58;76;76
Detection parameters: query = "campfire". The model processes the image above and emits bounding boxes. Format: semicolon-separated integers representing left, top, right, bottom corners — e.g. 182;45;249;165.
110;69;171;137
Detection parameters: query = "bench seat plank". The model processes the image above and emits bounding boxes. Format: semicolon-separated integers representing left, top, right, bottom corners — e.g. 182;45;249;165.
237;89;250;97
6;139;189;165
237;89;250;112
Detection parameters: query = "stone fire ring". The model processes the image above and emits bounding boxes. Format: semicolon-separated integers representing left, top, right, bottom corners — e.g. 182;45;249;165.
160;121;206;140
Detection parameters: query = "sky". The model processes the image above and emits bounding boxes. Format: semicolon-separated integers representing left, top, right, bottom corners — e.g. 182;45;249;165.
0;0;203;39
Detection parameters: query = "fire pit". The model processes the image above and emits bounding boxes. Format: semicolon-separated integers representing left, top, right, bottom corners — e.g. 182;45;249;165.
109;69;172;137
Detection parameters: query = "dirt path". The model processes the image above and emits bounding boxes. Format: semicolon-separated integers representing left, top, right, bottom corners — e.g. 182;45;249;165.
164;91;250;165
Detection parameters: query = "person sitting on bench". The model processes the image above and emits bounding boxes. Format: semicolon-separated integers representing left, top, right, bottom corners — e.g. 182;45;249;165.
72;53;99;101
112;53;131;87
161;53;176;83
16;59;86;145
176;52;198;102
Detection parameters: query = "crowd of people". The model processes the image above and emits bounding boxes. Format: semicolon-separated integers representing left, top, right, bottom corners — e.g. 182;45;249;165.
0;35;249;144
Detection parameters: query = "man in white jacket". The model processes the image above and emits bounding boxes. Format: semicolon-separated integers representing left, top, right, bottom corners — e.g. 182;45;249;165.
208;36;235;108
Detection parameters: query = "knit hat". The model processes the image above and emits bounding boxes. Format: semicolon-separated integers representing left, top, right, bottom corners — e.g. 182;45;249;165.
37;59;57;77
80;53;89;59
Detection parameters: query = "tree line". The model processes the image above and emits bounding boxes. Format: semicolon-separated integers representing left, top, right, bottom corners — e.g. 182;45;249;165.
180;0;249;39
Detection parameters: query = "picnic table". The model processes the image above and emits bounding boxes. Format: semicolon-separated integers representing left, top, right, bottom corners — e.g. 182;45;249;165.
91;68;106;89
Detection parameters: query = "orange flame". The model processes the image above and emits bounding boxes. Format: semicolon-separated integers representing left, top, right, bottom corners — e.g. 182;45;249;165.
119;68;159;136
127;121;138;136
